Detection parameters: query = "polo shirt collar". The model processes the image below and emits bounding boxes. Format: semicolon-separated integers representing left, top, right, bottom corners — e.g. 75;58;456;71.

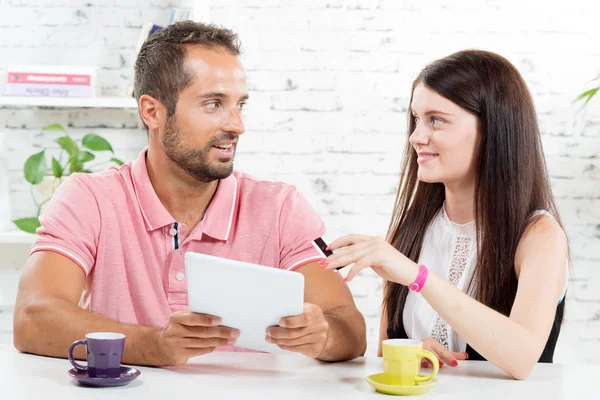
131;148;175;231
131;147;240;241
189;171;240;242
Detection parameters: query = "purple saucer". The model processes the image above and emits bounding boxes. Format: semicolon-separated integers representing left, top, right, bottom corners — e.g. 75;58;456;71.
68;366;141;387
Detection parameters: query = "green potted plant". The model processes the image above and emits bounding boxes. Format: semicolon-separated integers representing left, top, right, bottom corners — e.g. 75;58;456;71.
13;123;124;234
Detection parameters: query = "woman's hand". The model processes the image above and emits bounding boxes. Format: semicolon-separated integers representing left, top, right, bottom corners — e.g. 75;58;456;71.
320;234;419;285
420;337;469;368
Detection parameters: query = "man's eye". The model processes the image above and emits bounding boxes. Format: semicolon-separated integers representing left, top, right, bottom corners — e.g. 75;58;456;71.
206;102;220;110
237;102;246;111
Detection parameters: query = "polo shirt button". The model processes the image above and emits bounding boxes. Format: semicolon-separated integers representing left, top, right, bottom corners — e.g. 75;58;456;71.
176;272;185;281
169;228;177;236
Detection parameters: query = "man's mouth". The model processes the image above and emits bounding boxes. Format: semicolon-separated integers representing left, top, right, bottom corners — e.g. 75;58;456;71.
213;144;233;151
211;141;236;157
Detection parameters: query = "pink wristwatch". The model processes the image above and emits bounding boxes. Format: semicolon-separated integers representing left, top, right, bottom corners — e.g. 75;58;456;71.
409;264;429;292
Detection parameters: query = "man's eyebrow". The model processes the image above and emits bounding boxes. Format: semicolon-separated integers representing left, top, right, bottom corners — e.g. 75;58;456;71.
197;92;250;101
197;92;227;99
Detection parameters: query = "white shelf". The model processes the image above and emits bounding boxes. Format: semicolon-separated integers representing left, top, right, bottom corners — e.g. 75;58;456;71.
0;96;137;109
0;231;36;245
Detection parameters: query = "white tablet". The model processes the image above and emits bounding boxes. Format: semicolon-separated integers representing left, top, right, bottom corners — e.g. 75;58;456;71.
184;251;305;353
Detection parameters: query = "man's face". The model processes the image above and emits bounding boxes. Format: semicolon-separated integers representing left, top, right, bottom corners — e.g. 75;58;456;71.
161;46;248;182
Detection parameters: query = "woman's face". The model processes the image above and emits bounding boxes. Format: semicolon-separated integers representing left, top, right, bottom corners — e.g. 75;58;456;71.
409;83;480;188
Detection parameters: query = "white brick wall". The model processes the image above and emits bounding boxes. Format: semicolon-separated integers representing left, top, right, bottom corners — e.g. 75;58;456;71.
0;0;599;363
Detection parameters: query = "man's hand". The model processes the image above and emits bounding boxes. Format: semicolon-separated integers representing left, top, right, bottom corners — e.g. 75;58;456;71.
155;311;240;366
266;303;329;358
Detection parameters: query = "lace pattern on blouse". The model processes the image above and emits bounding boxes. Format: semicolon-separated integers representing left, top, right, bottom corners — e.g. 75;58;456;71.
431;205;476;348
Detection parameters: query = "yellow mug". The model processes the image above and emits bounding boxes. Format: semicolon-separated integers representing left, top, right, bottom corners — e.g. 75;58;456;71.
381;339;439;386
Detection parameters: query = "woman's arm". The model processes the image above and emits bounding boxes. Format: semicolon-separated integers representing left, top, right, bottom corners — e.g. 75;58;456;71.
421;216;567;379
326;215;567;380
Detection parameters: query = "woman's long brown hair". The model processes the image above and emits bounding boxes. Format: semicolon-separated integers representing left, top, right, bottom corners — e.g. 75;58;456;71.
384;50;565;332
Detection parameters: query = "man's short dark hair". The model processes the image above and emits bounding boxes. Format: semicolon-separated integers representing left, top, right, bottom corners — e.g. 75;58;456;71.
133;20;241;130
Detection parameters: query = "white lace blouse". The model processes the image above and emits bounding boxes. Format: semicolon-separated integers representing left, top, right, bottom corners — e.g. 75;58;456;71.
402;206;568;352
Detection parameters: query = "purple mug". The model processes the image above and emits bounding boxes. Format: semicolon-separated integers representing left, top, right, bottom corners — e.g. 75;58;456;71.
68;332;126;378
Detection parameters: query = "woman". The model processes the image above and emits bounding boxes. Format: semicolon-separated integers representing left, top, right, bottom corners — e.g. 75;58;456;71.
320;50;568;380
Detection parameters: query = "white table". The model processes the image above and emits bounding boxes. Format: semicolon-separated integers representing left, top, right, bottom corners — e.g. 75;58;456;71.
1;345;597;399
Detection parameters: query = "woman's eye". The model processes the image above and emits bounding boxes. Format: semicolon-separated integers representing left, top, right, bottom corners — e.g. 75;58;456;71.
432;117;443;127
413;115;420;124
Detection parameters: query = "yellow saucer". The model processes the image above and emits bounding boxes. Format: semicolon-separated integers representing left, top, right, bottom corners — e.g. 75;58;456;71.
366;373;438;396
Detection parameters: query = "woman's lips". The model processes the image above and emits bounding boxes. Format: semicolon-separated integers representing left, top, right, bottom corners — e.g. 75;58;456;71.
417;152;439;164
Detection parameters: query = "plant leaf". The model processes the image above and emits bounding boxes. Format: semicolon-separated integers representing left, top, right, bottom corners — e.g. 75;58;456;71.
24;150;46;185
51;157;63;178
12;217;41;234
82;134;114;153
110;157;124;166
56;136;79;158
77;151;95;163
42;123;67;132
574;87;599;106
582;88;599;107
69;160;84;174
574;87;595;102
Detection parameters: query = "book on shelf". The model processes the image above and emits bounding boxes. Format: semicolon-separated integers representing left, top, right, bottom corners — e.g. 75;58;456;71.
4;83;93;98
2;66;96;98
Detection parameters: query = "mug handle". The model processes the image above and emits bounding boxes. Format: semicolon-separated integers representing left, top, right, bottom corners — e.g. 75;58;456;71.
68;339;88;373
415;349;439;383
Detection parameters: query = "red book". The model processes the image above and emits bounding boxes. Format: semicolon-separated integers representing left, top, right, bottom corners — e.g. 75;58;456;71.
7;72;91;86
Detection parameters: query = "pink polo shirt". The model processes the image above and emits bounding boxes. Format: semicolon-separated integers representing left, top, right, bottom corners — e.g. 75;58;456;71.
31;148;326;351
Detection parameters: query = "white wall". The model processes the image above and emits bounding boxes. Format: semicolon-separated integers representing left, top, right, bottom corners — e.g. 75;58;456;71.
0;0;599;362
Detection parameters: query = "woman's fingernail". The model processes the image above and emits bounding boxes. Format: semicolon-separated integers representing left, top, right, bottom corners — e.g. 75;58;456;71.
451;360;458;367
342;277;348;283
265;335;272;343
325;245;331;250
439;361;444;367
464;352;469;359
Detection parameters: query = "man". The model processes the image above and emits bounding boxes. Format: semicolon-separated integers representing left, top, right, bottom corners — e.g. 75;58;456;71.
13;21;366;366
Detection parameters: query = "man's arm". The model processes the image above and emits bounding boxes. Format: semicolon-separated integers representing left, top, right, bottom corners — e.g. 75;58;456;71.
267;262;366;362
13;251;159;364
14;251;238;366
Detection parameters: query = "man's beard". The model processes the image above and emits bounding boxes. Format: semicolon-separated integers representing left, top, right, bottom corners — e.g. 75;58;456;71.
162;116;236;183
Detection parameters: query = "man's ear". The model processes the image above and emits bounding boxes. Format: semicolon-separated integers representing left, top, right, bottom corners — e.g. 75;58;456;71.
138;94;165;131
